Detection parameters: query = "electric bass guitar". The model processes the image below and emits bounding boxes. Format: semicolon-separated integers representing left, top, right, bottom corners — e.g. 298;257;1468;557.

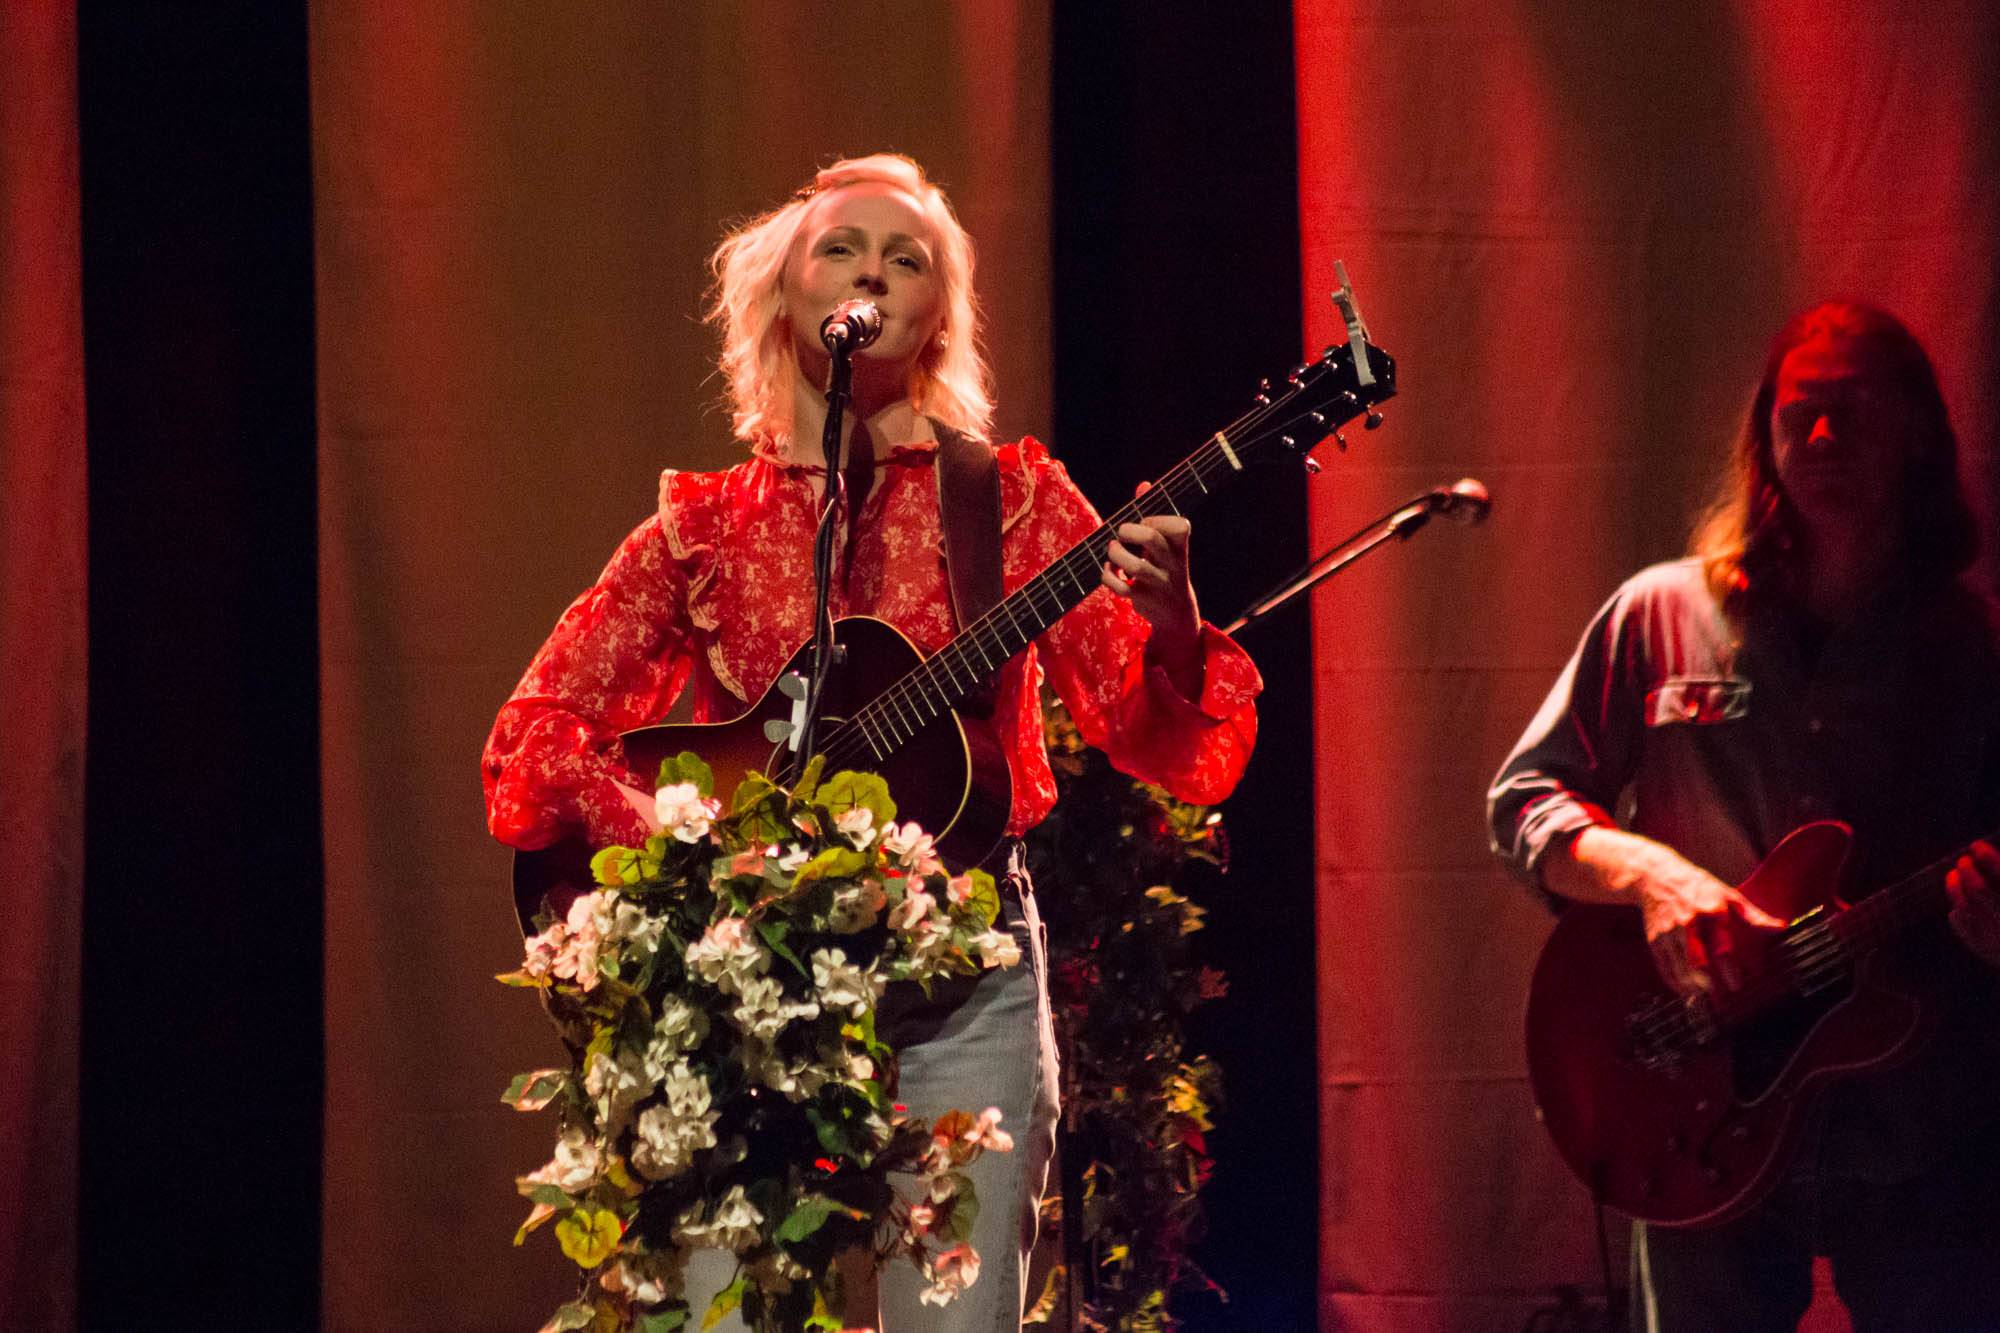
513;321;1396;933
1525;819;1988;1228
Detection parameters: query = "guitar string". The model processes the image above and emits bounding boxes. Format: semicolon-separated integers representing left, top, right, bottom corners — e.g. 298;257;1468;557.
1631;849;1966;1055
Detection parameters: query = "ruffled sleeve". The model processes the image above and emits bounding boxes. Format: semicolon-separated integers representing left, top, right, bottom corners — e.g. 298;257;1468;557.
1006;441;1262;804
481;513;695;850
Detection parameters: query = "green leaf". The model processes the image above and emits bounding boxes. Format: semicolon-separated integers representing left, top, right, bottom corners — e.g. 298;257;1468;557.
555;1207;622;1269
524;1183;574;1208
815;770;897;832
502;1070;568;1111
794;754;825;803
958;867;1001;929
639;1310;690;1333
730;770;782;816
944;1178;980;1242
774;1194;839;1243
701;1278;746;1331
548;1301;596;1331
590;845;644;887
794;846;868;886
753;917;807;978
658;751;716;799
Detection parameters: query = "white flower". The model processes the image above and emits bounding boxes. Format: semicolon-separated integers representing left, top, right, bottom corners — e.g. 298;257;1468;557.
963;1106;1014;1153
643;995;708;1077
746;1046;829;1102
972;927;1022;970
654;781;719;844
879;820;938;871
675;1184;764;1254
809;947;880;1018
776;843;810;873
728;975;819;1042
746;1248;810;1292
685;917;770;996
918;1243;981;1306
835;806;877;849
600;1250;684;1306
827;880;887;933
628;1061;719;1181
890;885;936;932
525;1125;601;1192
609;900;665;956
584;1047;650;1131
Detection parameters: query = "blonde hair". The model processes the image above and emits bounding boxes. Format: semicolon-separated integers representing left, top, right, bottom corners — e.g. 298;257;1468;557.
706;153;993;448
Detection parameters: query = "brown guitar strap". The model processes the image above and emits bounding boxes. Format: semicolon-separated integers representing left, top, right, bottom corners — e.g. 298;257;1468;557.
934;425;1003;628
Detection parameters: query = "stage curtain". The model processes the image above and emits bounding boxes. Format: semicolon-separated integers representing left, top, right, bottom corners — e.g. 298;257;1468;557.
0;8;85;1330
1297;3;1999;1328
309;3;1049;1327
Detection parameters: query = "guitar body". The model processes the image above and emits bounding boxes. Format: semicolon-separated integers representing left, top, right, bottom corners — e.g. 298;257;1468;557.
1525;821;1934;1228
513;616;1011;933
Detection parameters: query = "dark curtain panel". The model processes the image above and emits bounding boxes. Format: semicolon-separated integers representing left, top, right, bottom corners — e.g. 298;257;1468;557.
1298;2;2000;1329
1052;3;1315;1329
77;5;322;1328
0;8;85;1329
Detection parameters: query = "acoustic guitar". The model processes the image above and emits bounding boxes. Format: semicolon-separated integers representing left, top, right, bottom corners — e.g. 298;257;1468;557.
513;328;1396;932
1525;819;1986;1228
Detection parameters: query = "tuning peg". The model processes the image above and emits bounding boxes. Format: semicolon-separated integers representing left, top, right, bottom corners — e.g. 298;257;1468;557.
1303;455;1322;475
1280;435;1297;451
1364;410;1385;430
1323;344;1337;359
1308;411;1327;427
1334;432;1347;450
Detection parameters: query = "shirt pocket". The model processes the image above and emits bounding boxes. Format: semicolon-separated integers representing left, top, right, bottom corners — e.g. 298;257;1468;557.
1644;675;1751;728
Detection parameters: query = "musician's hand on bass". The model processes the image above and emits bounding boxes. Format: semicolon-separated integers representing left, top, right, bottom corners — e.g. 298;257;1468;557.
1946;838;2000;967
1547;826;1782;996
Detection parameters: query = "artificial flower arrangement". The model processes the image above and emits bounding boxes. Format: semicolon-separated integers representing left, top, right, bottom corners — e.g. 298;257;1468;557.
500;753;1019;1333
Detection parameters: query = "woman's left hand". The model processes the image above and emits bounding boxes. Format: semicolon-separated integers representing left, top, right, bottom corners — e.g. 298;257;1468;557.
1946;838;2000;967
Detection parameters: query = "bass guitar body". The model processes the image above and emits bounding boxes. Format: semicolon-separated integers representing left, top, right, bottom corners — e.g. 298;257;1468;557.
512;616;1011;933
1524;821;1935;1228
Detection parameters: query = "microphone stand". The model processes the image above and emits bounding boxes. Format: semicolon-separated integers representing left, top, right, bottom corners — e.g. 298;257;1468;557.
794;338;857;780
1221;488;1472;637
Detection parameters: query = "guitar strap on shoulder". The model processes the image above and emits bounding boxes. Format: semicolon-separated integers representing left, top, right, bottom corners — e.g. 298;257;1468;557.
934;425;1004;628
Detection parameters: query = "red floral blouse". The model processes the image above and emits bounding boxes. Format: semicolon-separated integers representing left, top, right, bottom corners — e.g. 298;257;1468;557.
483;437;1262;851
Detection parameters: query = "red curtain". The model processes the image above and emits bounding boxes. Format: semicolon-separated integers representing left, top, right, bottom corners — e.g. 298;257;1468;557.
1299;2;1999;1328
0;6;85;1329
308;4;1050;1327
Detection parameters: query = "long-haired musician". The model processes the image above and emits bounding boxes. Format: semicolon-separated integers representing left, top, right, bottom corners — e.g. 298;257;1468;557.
1490;301;2000;1329
483;153;1261;1328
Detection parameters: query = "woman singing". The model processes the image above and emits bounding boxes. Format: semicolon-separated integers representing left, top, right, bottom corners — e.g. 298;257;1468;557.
483;152;1260;1329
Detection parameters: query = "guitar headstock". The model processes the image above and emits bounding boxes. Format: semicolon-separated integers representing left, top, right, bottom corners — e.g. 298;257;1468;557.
1236;263;1396;465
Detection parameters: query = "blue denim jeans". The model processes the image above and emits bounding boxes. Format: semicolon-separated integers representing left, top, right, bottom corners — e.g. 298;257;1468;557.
687;853;1061;1330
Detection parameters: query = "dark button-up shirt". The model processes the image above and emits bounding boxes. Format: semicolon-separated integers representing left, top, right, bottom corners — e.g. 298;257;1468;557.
1490;558;2000;1181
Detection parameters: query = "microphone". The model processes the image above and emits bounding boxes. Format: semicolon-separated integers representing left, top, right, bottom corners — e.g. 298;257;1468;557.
1427;477;1492;525
819;299;883;351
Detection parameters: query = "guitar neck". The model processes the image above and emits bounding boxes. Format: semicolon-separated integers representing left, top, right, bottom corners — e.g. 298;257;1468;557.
1829;851;1959;956
832;434;1247;765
